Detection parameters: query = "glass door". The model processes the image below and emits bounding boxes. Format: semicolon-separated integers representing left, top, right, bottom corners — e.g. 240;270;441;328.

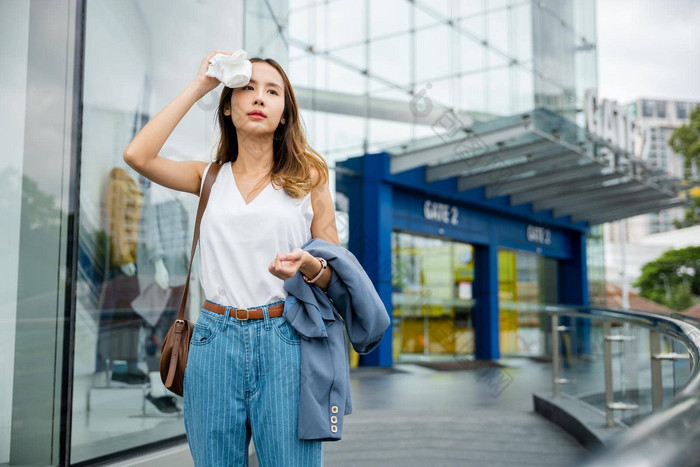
392;231;476;361
499;248;559;357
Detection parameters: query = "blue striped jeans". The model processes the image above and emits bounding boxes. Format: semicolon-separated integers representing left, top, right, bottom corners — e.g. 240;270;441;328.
183;298;324;466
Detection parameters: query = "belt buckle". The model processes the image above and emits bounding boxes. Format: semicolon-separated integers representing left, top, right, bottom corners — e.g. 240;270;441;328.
235;308;250;321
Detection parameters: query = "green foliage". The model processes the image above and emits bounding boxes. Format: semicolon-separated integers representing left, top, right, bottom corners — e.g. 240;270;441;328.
20;174;62;232
668;280;697;311
668;105;700;173
668;106;700;227
633;246;700;311
671;194;700;229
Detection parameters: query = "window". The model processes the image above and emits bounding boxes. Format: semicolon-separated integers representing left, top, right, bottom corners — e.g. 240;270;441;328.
656;100;667;118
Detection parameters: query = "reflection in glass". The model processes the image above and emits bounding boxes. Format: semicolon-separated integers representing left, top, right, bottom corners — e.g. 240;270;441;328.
70;0;246;462
499;248;559;357
392;231;476;361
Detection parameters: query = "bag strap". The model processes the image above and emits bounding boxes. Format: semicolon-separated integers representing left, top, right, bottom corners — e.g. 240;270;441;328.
175;161;222;322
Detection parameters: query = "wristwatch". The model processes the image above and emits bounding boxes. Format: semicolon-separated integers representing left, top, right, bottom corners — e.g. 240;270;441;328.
302;257;327;284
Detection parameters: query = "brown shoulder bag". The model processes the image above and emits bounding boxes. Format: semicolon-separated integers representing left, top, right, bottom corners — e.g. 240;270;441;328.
159;161;222;397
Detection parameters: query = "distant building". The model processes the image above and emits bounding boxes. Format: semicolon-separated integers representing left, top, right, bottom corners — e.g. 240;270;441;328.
606;98;699;243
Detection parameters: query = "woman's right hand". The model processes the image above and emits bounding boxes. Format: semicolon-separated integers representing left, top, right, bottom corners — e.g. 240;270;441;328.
192;50;233;95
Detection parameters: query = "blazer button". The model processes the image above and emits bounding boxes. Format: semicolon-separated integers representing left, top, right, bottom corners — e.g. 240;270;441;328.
331;405;338;414
330;415;337;424
330;425;338;433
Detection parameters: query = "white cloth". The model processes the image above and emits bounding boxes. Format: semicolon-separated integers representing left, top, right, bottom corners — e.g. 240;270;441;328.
205;49;252;88
198;162;314;308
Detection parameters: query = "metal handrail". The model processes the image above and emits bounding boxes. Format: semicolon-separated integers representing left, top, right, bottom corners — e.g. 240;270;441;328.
539;304;700;466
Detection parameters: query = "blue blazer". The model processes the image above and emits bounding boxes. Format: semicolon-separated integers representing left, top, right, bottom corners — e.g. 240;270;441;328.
282;237;391;441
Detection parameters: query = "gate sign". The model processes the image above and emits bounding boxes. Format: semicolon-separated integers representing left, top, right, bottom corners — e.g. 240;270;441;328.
424;200;459;225
527;225;551;245
585;89;649;160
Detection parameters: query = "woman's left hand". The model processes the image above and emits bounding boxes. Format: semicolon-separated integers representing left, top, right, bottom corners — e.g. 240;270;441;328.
268;248;308;280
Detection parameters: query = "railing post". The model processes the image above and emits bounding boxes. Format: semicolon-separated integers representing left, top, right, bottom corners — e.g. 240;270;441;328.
551;313;572;397
603;321;639;427
603;321;614;427
650;331;663;412
552;314;560;396
649;331;690;411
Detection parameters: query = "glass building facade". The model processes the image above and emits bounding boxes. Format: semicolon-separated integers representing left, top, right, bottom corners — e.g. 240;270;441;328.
1;0;605;464
250;0;597;162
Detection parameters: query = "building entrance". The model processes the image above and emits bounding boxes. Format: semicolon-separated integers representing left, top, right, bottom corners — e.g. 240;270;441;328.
392;231;476;361
499;248;559;357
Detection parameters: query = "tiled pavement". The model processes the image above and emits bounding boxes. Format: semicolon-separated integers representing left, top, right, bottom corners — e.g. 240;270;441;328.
252;358;591;466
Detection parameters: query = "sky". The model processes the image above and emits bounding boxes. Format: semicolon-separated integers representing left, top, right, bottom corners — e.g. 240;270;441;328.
596;0;700;105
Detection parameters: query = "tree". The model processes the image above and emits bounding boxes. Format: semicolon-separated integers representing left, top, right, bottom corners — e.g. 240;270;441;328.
633;246;700;311
671;188;700;229
668;105;700;227
668;280;696;312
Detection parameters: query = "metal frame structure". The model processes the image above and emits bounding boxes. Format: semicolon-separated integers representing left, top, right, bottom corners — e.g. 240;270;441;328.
384;107;691;225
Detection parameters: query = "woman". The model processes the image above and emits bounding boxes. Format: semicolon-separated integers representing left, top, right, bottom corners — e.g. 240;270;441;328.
124;49;338;466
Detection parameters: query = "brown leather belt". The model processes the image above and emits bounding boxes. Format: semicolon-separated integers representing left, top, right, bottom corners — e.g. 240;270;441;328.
203;300;285;320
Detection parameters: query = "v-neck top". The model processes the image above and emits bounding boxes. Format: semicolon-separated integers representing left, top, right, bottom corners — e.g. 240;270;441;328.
198;161;314;308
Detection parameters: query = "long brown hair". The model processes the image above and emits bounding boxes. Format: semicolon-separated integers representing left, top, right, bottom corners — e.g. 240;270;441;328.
213;57;328;199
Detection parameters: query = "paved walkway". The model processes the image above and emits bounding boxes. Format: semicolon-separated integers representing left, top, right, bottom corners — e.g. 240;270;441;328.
97;357;590;466
323;407;588;466
253;358;590;466
325;360;588;466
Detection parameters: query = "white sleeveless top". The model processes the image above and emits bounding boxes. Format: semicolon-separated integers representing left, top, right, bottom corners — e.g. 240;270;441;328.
198;161;314;308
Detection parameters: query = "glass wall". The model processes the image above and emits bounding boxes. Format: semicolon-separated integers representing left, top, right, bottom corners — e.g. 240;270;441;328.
1;0;79;465
498;248;559;357
70;0;245;463
246;0;288;68
392;231;476;361
243;0;598;166
532;0;597;126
